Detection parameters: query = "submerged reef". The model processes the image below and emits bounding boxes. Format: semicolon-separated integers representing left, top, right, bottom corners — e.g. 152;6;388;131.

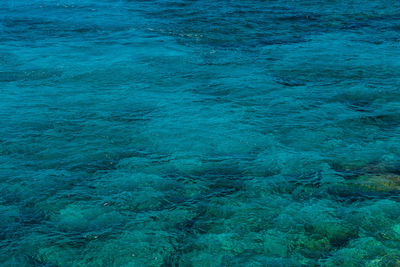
2;156;400;266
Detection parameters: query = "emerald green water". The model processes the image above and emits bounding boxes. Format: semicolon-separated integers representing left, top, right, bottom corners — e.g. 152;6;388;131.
1;0;400;266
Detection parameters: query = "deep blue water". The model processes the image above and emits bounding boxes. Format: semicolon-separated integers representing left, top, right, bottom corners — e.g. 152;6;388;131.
1;0;400;266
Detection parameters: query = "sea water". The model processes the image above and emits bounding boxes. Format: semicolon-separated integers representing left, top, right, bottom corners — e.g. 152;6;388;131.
1;0;400;266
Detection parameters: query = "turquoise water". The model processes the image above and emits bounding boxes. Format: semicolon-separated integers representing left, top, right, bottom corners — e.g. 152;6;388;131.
1;0;400;266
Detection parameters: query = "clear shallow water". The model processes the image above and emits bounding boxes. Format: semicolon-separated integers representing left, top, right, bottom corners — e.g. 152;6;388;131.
1;0;400;266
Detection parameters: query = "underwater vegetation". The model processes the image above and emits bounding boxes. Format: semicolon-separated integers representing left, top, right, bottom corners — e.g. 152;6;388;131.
1;0;400;266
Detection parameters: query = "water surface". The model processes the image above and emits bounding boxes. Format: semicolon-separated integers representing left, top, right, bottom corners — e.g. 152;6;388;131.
1;0;400;266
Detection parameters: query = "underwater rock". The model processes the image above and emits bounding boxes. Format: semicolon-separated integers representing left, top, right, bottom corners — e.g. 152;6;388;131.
321;237;388;267
170;157;204;175
322;222;358;247
52;203;125;232
0;204;19;228
378;254;400;267
36;245;82;267
326;172;400;203
351;173;400;192
187;252;224;267
80;230;176;267
274;77;306;87
262;231;288;257
294;234;331;259
393;224;400;235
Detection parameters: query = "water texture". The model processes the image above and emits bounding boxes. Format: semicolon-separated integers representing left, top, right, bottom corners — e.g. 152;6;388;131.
1;0;400;266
